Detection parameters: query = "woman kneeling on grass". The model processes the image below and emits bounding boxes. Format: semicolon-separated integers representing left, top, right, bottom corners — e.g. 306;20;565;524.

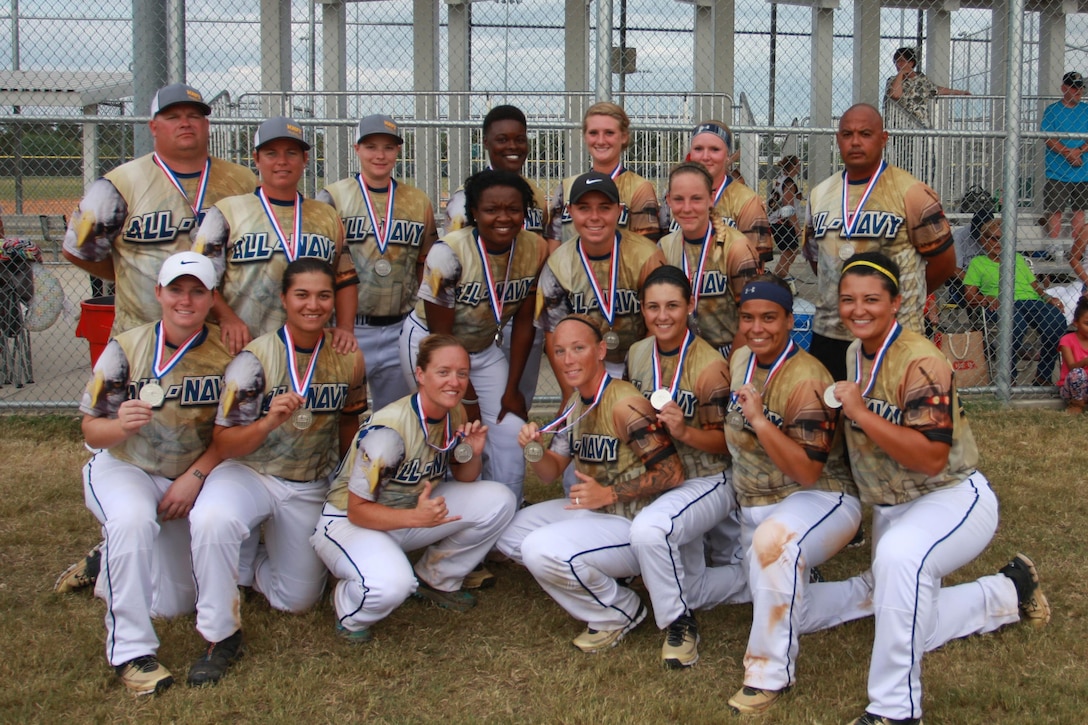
187;258;368;687
79;252;232;696
311;333;517;642
829;251;1049;725
496;313;684;653
722;273;869;715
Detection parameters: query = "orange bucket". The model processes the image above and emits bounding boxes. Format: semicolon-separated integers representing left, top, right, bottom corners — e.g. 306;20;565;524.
76;296;115;367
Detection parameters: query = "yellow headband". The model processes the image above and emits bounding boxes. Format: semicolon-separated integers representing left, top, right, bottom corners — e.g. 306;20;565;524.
842;259;899;287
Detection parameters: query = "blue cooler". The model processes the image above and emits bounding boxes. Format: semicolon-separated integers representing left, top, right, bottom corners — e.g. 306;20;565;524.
791;298;815;350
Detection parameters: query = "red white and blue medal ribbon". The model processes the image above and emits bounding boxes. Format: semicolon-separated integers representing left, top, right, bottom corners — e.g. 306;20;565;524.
712;175;731;207
151;321;203;380
854;320;901;397
152;153;210;217
732;339;795;407
474;229;516;330
358;176;397;255
412;393;460;454
577;233;621;328
840;160;886;239
607;162;624;180
652;331;694;403
282;324;323;401
258;188;303;262
542;373;611;435
681;225;714;311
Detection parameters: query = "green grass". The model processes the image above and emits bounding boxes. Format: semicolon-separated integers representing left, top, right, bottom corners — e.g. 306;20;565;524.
0;408;1083;723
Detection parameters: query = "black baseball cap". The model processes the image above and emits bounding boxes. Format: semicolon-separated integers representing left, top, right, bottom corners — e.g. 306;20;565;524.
568;171;620;204
1063;71;1084;89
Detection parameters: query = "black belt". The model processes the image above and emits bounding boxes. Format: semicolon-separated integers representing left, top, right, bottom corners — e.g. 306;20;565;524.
355;313;407;327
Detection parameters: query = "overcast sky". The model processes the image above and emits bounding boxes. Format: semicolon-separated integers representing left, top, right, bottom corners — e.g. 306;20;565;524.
2;0;1087;124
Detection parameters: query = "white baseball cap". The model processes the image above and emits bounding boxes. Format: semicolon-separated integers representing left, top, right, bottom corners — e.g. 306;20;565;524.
158;252;218;290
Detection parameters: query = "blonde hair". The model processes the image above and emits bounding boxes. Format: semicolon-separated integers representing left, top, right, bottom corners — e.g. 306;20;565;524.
583;102;631;149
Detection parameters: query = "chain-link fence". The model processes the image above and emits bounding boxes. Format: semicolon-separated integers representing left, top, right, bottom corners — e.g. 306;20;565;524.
2;0;1087;409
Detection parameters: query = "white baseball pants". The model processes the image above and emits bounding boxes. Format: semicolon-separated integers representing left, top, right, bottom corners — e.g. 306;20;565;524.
741;489;868;692
311;480;517;632
83;450;196;666
189;460;329;643
863;472;1020;721
497;499;644;632
629;473;747;629
355;321;410;410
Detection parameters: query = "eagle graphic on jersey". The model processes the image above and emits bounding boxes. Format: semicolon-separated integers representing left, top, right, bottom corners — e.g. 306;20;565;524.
219;351;266;426
85;341;130;415
350;425;407;497
425;242;463;303
66;181;126;263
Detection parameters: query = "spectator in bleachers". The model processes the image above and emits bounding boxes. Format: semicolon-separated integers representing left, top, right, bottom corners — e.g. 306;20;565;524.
768;155;804;280
1058;297;1088;414
963;214;1068;385
1042;72;1088;240
884;46;971;128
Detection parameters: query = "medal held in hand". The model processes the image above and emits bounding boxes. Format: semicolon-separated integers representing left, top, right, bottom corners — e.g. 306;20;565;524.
524;374;612;462
649;389;673;411
726;411;745;431
823;385;842;409
292;408;313;430
139;382;165;407
523;440;545;463
453;441;474;464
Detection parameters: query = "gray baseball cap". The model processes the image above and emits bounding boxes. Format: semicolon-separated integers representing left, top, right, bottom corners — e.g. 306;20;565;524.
254;116;311;151
150;83;211;116
356;114;404;144
568;171;620;204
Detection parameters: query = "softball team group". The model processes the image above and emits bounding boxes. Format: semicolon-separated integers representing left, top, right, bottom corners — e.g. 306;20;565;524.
59;83;1049;725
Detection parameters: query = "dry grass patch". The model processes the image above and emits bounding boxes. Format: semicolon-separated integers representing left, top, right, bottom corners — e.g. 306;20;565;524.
1;409;1084;723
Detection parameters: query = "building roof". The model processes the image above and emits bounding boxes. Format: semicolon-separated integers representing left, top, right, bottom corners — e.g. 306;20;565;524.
0;71;133;108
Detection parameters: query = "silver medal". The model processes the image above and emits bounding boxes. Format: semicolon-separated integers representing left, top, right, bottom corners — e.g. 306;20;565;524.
727;411;745;432
139;382;165;407
453;441;474;464
838;242;856;261
649;388;673;411
523;440;545;463
494;327;504;348
374;258;392;277
292;408;313;430
823;385;842;409
603;330;620;350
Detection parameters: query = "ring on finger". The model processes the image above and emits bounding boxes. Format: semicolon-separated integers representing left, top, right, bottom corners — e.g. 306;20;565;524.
574;497;580;505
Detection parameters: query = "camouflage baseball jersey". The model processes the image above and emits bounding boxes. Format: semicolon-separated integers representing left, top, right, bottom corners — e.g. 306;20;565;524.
316;176;438;317
626;335;731;479
216;328;367;482
805;164;951;340
724;345;854;507
547;170;661;242
843;328;978;506
535;230;666;364
194;191;355;338
658;224;760;352
662;180;772;261
327;394;469;511
80;322;231;479
415;227;547;352
444;176;549;235
549;377;677;520
63;153;257;335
